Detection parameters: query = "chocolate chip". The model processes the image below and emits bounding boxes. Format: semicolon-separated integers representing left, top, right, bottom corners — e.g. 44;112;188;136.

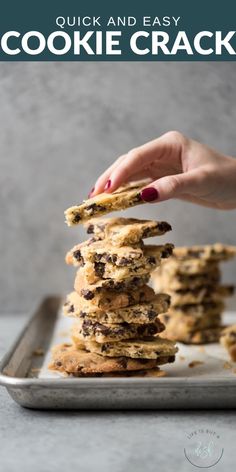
94;262;105;278
81;289;94;300
147;256;156;265
142;228;152;238
161;247;173;258
68;304;74;313
73;249;83;261
106;254;118;264
80;311;86;318
95;253;104;262
72;214;81;223
132;193;142;203
86;224;94;234
168;355;175;363
149;325;158;335
82;319;93;336
56;361;62;367
137;325;146;335
157;222;172;232
147;310;157;321
86;203;106;214
118;357;128;369
118;257;130;266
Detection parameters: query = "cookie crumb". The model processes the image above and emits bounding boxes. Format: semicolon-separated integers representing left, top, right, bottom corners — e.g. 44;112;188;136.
179;355;185;361
198;346;205;353
188;360;204;368
30;367;40;373
33;348;44;356
223;361;233;370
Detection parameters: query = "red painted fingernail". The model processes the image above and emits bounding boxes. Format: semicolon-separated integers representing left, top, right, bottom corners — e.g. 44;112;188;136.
140;187;159;202
104;179;111;191
88;187;95;198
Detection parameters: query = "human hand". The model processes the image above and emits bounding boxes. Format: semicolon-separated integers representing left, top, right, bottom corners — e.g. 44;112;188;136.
90;131;236;210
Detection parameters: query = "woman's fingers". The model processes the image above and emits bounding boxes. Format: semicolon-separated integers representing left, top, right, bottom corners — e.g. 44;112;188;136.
91;131;185;196
140;168;208;203
106;139;167;192
91;154;127;196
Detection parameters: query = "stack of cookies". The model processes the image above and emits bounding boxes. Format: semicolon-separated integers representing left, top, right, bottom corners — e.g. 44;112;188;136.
49;181;178;377
152;244;236;344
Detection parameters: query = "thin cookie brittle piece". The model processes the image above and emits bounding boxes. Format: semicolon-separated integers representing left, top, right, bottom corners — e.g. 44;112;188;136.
74;271;150;299
71;317;165;344
84;217;172;246
160;312;222;332
166;300;225;317
70;245;173;285
66;240;174;268
172;243;236;262
152;265;221;291
65;285;156;312
49;343;168;375
64;291;171;323
160;258;218;276
160;325;223;344
159;285;234;306
84;337;178;360
65;180;149;225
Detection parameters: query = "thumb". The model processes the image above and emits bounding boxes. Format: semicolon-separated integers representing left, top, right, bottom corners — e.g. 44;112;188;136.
140;170;203;203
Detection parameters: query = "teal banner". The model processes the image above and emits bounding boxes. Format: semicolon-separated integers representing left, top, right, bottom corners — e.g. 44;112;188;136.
0;0;236;60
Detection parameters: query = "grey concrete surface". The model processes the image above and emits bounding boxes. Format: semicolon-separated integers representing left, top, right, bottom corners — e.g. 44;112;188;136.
1;312;236;472
0;62;236;312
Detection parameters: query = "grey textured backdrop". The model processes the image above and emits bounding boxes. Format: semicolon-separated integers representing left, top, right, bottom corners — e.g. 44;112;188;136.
0;62;236;313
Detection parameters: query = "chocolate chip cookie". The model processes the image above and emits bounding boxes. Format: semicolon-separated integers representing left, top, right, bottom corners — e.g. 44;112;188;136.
160;285;234;306
64;291;171;323
74;271;150;299
84;217;171;246
65;285;156;313
153;266;221;291
160;325;223;344
65;180;149;225
49;343;170;375
172;243;236;261
84;337;178;360
71;317;165;344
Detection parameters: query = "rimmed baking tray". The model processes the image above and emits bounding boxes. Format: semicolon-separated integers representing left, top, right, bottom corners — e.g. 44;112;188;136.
1;296;236;410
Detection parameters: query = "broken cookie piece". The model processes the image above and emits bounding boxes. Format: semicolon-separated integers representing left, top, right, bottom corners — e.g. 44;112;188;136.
65;180;150;225
49;343;170;375
220;325;236;362
172;243;236;262
83;337;178;360
84;217;172;246
64;291;171;324
71;317;165;344
160;285;234;307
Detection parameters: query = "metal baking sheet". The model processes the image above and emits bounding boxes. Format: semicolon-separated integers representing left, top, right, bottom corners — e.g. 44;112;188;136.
1;296;236;410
